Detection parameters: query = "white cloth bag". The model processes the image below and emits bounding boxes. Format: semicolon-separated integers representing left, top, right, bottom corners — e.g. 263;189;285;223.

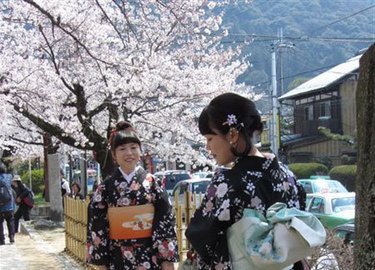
227;203;326;270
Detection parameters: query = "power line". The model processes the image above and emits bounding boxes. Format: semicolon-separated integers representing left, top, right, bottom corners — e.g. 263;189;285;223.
307;4;375;36
223;34;374;43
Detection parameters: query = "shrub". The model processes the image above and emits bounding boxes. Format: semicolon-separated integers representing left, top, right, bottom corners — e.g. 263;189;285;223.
308;230;353;270
288;163;329;179
329;165;356;192
20;169;45;195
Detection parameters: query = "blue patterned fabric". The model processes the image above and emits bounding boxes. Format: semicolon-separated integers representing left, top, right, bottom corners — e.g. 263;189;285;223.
227;203;326;270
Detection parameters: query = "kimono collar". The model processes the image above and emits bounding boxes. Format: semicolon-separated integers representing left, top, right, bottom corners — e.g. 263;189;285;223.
118;167;137;183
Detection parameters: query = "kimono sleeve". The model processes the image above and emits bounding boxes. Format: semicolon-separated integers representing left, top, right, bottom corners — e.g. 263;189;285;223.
185;196;231;269
151;182;179;264
86;183;110;266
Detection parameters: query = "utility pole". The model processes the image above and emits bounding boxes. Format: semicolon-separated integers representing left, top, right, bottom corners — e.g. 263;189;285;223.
270;28;294;156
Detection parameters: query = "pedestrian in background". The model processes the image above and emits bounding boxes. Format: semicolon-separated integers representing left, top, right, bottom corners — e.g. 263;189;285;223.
11;175;32;233
70;182;84;200
86;121;178;270
0;162;15;245
61;169;71;197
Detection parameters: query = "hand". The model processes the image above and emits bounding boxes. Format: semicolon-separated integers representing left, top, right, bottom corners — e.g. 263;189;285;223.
161;261;174;270
16;197;21;204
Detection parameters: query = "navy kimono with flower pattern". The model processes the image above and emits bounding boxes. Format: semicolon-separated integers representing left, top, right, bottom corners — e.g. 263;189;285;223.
186;154;305;270
87;168;179;269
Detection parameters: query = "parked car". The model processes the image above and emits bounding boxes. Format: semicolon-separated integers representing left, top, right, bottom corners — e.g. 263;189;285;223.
306;192;355;229
192;171;214;179
298;176;348;194
298;176;348;205
172;178;210;208
333;222;355;246
154;170;192;196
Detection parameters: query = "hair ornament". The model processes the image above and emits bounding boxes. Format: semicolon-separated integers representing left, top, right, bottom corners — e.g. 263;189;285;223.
223;114;244;130
108;128;117;146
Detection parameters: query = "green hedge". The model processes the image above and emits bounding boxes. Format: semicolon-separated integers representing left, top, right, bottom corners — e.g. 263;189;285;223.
287;163;329;179
329;165;357;192
20;169;45;195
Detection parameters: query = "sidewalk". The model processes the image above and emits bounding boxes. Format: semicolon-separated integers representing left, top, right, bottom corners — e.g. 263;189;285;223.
0;220;84;270
1;219;182;269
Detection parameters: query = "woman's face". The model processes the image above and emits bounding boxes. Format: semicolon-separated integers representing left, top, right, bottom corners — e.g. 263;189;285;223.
72;185;79;193
113;142;141;173
204;130;235;166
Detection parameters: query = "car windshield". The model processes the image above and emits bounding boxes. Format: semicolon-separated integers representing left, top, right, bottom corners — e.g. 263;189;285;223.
192;182;209;193
313;180;348;193
331;197;355;213
165;173;190;189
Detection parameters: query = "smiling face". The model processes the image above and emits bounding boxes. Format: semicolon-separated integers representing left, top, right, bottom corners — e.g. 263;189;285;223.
112;142;141;174
204;130;236;166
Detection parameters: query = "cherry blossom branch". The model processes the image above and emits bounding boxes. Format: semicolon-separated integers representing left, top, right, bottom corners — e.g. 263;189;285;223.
95;0;127;49
112;0;138;43
23;0;112;66
38;25;75;93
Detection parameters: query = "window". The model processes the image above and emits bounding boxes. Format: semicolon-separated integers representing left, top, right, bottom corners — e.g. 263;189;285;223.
310;197;325;213
319;101;331;119
304;105;313;120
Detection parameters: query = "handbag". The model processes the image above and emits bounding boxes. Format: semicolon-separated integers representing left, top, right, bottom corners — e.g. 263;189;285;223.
22;192;34;209
107;204;155;240
227;202;326;270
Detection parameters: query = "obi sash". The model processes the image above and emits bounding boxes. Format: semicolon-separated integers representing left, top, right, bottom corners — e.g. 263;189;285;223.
108;204;155;240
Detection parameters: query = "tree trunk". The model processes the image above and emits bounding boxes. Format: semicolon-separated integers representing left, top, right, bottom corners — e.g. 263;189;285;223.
94;147;115;179
354;43;375;270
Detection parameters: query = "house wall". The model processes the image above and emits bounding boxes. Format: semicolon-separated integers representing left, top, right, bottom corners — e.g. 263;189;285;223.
294;90;341;136
339;79;358;137
288;139;354;166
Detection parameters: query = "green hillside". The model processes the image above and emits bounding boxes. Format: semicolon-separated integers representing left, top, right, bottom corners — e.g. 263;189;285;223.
221;0;374;100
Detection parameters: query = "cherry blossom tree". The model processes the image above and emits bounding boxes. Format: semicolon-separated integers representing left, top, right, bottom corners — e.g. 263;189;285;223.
0;0;252;176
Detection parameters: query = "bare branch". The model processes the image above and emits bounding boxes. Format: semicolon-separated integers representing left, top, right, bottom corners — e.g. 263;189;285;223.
9;136;43;146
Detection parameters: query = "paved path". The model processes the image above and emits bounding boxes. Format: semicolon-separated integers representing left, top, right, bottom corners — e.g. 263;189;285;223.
1;221;181;269
0;222;84;270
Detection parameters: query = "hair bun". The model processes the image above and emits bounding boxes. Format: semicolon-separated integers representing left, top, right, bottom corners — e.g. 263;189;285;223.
115;121;135;132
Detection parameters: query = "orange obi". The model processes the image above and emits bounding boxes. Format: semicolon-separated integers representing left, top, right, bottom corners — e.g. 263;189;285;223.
107;204;155;240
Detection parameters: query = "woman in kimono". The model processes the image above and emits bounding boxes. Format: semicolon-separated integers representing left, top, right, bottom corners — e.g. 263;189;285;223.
87;121;178;270
186;93;307;270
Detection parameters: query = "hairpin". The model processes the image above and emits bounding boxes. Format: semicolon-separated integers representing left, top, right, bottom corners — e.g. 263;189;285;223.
108;128;117;146
223;114;244;130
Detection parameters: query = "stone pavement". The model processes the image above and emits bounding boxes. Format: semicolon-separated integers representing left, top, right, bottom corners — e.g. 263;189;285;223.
1;220;181;270
0;220;84;270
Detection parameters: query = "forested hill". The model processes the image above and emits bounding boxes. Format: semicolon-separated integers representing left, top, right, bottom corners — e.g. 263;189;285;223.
221;0;374;103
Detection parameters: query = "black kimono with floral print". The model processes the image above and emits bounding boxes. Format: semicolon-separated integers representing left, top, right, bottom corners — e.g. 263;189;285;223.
186;154;305;270
87;168;179;269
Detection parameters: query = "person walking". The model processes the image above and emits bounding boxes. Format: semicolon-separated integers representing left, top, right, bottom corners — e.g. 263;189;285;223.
11;175;32;233
0;162;15;244
61;170;71;197
86;121;178;270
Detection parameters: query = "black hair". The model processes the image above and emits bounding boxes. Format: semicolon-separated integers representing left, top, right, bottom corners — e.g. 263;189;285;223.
109;121;141;151
71;181;81;192
0;161;8;173
198;92;263;156
0;161;7;174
